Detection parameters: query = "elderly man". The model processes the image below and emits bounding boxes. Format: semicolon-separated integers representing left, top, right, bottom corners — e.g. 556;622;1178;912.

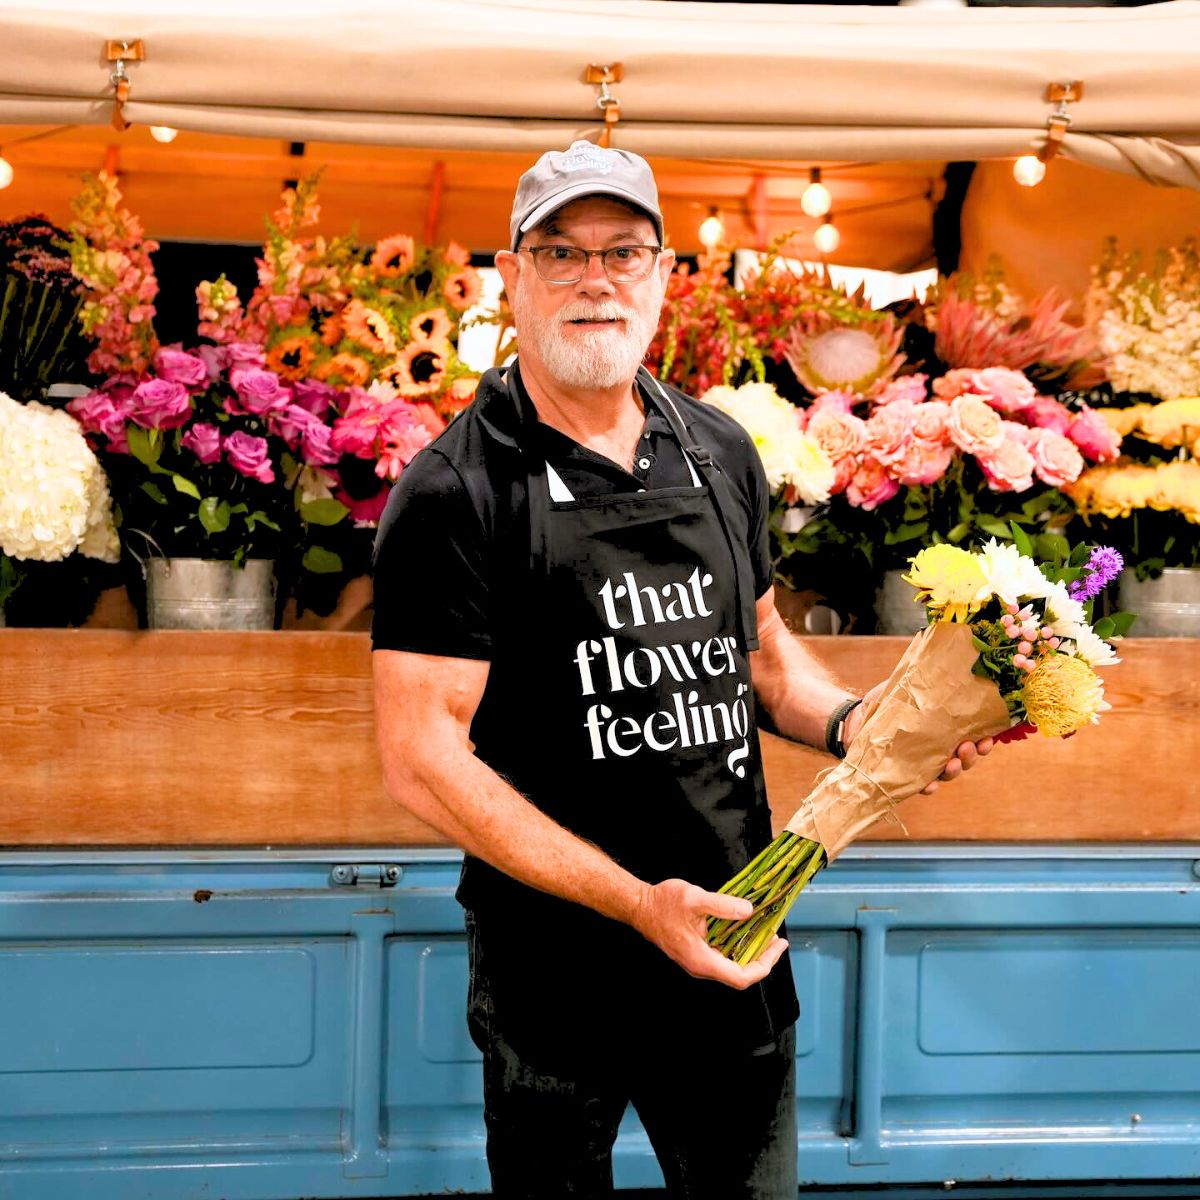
371;140;990;1199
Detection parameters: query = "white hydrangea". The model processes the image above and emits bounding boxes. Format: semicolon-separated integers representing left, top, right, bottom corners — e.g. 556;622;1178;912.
0;393;119;564
977;538;1051;606
701;382;835;504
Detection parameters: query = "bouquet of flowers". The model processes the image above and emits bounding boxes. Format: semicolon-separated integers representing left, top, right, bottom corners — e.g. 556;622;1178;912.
707;533;1130;965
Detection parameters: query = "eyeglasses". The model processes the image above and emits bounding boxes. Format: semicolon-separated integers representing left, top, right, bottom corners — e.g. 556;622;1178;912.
519;244;663;284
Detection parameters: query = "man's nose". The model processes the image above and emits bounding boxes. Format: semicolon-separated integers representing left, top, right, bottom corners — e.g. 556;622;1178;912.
576;253;615;296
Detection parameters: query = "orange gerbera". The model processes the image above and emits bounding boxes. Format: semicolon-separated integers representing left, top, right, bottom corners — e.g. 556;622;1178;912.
384;338;451;397
372;234;416;278
319;313;344;348
342;299;397;356
316;352;372;388
441;376;479;416
408;307;453;343
265;335;318;381
442;269;482;311
443;241;470;267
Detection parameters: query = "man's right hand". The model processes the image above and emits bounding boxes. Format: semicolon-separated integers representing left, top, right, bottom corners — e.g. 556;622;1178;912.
631;878;790;990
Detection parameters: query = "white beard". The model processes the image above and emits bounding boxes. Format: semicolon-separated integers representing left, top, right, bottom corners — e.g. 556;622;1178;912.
514;289;661;390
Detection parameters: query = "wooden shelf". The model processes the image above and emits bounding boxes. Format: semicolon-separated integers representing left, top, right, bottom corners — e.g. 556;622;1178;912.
2;630;1196;846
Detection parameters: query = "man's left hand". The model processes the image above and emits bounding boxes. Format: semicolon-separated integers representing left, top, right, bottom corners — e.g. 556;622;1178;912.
843;682;995;796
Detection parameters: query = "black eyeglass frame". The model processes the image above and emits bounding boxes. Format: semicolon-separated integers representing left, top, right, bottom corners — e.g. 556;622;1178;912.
517;244;665;284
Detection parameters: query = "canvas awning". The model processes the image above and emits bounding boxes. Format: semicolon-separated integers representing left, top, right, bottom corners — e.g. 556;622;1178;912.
2;0;1200;189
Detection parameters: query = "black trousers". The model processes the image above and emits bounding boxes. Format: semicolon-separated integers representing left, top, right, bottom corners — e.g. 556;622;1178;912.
477;1017;797;1199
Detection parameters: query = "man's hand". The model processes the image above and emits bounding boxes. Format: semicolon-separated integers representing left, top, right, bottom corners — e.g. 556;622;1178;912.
844;682;995;796
631;878;789;990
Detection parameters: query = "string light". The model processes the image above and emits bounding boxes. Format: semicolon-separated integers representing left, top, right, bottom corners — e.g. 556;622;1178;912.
150;125;178;144
800;168;831;218
813;216;840;255
1013;154;1046;187
698;207;725;248
0;154;12;190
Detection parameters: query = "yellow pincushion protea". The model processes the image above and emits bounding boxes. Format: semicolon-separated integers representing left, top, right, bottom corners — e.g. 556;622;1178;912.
1022;655;1109;737
902;544;989;623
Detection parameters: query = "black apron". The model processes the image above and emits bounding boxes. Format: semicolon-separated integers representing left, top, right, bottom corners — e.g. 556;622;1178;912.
461;366;798;1068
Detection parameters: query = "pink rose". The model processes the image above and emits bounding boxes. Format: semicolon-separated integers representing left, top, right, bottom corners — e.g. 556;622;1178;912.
269;404;319;450
196;344;229;382
932;369;977;403
1023;395;1072;435
230;368;290;415
947;393;1005;456
808;389;855;417
224;431;275;484
911;400;952;444
1028;427;1084;487
864;401;915;466
292;379;339;419
301;420;340;467
978;436;1035;493
807;408;867;462
1068;406;1121;463
181;422;222;465
67;389;130;452
846;457;900;511
129;378;192;430
874;374;928;407
226;342;267;370
153;347;209;389
1001;419;1036;449
893;438;954;487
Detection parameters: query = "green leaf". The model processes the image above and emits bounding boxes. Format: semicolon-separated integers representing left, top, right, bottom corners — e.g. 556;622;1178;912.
172;474;201;500
971;635;991;654
245;510;281;533
1020;492;1057;519
976;515;1011;538
302;545;344;574
883;521;928;545
198;496;231;534
140;481;167;505
1009;521;1034;559
300;498;350;526
1035;532;1071;564
1068;542;1091;568
947;522;972;544
1093;617;1115;640
127;425;164;470
1108;611;1137;637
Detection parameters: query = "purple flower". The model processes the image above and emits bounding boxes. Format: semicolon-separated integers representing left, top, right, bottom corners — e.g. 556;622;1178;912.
128;378;192;430
292;379;338;419
196;344;230;382
181;422;222;465
1069;546;1125;601
300;420;340;466
224;430;275;484
230;367;290;416
153;347;209;389
269;403;319;450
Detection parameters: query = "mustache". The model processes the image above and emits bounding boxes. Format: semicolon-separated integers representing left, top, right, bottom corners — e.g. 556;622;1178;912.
553;301;638;325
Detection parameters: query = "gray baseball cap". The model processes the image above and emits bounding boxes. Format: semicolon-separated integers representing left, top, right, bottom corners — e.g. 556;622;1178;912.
509;140;664;251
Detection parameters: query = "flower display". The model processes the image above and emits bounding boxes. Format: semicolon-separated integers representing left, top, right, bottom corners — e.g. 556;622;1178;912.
784;313;905;397
707;536;1130;965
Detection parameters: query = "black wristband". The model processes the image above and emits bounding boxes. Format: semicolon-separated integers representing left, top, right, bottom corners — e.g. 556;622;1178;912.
825;697;862;759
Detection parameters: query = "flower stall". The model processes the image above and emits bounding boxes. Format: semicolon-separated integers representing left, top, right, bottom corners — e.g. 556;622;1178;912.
2;2;1200;1198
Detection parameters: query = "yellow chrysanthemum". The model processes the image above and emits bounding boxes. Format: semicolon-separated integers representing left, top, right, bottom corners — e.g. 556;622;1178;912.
902;544;988;623
1099;405;1150;439
1022;655;1108;737
1138;397;1200;450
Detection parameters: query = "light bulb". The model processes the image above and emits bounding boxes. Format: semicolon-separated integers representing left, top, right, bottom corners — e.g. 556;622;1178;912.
698;210;725;248
1013;154;1046;187
813;218;840;255
0;155;11;189
150;125;179;144
801;169;831;218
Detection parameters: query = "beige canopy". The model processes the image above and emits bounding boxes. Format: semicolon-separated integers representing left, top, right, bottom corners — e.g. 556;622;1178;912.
3;0;1200;189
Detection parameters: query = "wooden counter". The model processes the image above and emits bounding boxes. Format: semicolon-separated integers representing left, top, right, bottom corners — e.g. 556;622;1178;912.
2;630;1197;846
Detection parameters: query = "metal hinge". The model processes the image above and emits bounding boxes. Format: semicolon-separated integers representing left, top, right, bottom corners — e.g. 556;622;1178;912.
329;863;402;888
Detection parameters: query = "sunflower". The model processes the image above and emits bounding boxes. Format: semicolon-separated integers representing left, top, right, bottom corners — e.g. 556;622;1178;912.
319;313;344;348
316;352;372;388
342;299;397;356
1021;655;1108;738
265;335;318;381
442;376;479;415
409;307;453;343
442;269;482;311
443;241;471;267
384;338;451;397
372;234;416;278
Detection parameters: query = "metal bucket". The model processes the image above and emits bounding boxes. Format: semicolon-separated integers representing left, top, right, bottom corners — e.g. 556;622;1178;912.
1117;568;1200;637
874;568;928;636
145;558;277;631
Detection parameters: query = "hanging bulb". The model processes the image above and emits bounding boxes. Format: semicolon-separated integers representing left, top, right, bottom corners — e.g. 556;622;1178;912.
813;216;840;255
1013;154;1046;187
698;207;725;248
0;154;12;190
150;125;179;144
801;168;832;218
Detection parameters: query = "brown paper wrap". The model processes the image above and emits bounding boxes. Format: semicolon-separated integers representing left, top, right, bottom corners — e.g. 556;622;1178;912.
785;622;1013;861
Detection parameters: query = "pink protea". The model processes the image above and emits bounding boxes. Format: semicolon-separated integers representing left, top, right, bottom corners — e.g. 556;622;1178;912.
784;312;905;397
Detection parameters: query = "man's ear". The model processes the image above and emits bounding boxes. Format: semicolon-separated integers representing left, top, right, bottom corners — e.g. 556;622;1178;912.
657;247;676;288
494;249;520;298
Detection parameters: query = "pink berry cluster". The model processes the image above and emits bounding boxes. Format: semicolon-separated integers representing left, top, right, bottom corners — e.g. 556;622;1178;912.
1001;604;1061;673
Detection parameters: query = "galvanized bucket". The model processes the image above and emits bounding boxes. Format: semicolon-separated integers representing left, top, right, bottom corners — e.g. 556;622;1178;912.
1117;568;1200;637
144;558;277;631
874;568;928;636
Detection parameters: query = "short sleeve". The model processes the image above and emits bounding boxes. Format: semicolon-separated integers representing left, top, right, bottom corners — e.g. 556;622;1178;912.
370;449;493;659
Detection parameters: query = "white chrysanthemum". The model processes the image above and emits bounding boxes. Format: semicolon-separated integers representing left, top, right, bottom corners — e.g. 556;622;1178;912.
978;538;1051;606
1058;621;1121;668
0;394;119;564
701;382;835;504
1043;579;1088;632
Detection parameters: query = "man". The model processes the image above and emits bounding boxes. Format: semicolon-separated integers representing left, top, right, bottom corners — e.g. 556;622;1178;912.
371;140;991;1199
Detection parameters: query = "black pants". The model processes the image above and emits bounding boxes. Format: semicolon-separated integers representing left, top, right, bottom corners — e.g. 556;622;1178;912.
478;1020;797;1199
